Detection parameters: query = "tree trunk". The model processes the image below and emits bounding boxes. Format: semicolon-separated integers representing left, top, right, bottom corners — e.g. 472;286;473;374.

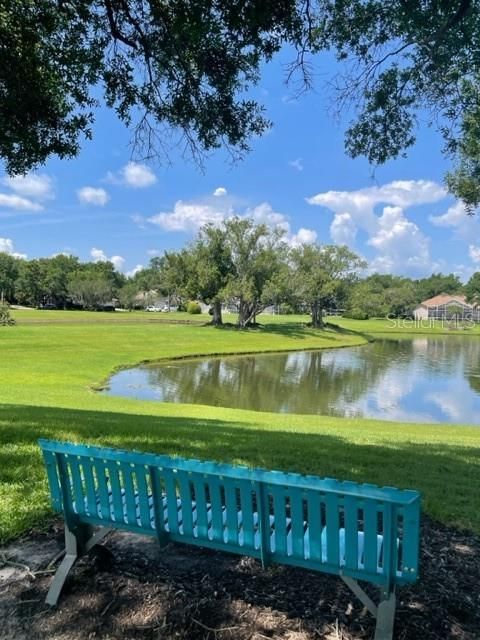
238;299;256;328
211;299;223;326
238;299;248;328
311;302;324;328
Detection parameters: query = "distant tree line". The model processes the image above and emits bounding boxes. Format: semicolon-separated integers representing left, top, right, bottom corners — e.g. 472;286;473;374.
1;217;480;327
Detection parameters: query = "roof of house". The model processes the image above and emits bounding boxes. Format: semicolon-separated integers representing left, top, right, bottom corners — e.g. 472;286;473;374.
418;294;470;308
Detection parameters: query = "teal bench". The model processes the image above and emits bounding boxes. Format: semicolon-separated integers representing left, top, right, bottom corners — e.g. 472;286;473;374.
39;439;421;640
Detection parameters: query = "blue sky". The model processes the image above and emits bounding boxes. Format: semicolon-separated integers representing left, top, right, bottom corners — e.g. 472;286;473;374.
0;49;478;280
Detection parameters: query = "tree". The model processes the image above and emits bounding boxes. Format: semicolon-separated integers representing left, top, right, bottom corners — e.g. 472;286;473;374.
291;244;365;328
0;301;15;326
118;282;140;311
147;251;192;309
465;272;480;306
383;283;418;318
188;224;233;326
0;253;19;302
67;273;114;310
15;260;45;307
222;217;287;328
41;254;80;308
415;273;463;302
347;281;389;319
3;3;480;208
311;1;480;209
0;0;298;174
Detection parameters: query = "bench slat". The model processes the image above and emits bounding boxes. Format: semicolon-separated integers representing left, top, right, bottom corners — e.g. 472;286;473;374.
363;499;380;574
272;485;286;555
239;483;254;549
134;464;152;528
306;491;322;562
90;459;110;520
81;458;98;518
177;474;194;537
325;492;340;566
224;480;239;545
344;492;359;570
106;461;124;523
69;457;86;517
42;449;62;511
289;487;305;558
163;469;179;534
120;463;138;525
192;476;209;539
208;478;224;542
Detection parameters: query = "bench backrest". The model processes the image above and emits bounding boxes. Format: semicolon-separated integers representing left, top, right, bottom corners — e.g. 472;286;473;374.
39;439;420;586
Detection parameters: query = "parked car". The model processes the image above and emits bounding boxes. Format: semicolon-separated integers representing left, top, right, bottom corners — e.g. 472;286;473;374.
146;305;162;312
162;305;178;312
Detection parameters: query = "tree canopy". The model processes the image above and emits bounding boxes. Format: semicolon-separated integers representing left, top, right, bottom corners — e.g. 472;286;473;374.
1;2;479;207
0;219;476;321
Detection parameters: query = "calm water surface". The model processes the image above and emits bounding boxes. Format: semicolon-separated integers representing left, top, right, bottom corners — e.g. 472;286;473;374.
103;336;480;424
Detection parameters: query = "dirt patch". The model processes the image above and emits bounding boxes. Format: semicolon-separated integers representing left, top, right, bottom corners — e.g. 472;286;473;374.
1;515;479;640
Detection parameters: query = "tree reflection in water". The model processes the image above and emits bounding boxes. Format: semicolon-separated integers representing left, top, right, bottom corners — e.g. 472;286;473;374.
105;337;480;424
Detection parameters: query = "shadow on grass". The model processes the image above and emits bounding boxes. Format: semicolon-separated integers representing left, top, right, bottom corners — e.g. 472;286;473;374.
217;322;362;341
0;403;479;539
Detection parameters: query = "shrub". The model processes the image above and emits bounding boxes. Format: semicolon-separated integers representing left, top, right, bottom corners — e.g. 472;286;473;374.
343;308;369;320
0;301;16;326
187;301;202;314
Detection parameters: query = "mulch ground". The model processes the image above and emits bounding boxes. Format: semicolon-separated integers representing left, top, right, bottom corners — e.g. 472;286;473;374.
1;515;479;640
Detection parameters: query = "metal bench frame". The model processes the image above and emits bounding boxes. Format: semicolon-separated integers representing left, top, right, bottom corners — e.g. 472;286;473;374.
40;439;421;640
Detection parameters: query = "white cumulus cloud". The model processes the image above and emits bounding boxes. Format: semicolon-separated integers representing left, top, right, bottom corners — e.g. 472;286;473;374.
77;187;109;206
90;247;125;271
0;193;43;211
368;206;431;274
0;237;27;259
469;245;480;264
430;201;466;228
147;195;318;249
2;173;54;201
307;179;447;275
248;202;290;231
110;256;125;270
126;264;144;277
122;162;157;188
330;212;357;245
105;162;157;188
289;227;317;246
429;201;479;241
247;202;317;247
149;200;228;231
213;187;227;197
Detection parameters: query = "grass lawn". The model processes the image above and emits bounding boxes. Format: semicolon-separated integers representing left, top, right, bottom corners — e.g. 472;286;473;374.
333;315;480;335
1;310;479;543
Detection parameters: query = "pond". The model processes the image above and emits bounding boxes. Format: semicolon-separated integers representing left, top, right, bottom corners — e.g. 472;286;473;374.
103;336;480;424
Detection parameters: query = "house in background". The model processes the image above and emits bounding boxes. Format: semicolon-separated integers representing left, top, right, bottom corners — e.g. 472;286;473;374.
413;294;477;320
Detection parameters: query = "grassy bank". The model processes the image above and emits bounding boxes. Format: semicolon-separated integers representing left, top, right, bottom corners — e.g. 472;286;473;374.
334;316;480;335
0;313;479;542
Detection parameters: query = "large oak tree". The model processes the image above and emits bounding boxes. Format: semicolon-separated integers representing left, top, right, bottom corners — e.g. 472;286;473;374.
1;1;479;207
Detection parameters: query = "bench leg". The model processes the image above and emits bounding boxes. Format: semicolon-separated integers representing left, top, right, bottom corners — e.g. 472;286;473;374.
46;521;112;606
341;577;396;640
374;590;396;640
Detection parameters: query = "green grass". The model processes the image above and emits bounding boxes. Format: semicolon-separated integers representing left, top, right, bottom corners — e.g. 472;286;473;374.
333;315;480;335
1;311;479;542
